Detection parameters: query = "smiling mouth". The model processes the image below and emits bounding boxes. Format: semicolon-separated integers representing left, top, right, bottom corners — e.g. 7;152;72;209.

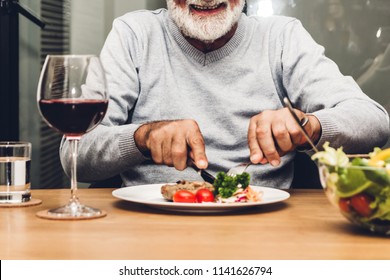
190;3;227;14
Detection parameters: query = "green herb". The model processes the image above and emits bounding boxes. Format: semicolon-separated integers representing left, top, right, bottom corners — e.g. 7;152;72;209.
213;172;250;198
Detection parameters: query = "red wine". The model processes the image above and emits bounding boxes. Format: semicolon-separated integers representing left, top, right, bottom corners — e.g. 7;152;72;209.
39;99;108;137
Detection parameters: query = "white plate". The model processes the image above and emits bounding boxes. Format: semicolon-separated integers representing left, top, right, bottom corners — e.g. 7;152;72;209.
112;184;290;213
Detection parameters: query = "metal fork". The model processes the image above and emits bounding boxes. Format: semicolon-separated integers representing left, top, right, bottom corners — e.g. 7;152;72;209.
226;162;251;177
188;159;251;182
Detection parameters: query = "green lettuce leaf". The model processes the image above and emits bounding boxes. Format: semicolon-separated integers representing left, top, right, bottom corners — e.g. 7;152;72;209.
311;142;349;167
368;186;390;221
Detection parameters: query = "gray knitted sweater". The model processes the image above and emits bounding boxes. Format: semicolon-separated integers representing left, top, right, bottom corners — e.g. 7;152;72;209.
60;9;389;189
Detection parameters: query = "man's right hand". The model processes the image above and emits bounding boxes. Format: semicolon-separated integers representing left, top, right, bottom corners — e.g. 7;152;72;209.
134;120;208;171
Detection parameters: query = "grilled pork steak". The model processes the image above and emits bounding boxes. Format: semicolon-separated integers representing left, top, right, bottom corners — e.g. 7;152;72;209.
161;180;215;201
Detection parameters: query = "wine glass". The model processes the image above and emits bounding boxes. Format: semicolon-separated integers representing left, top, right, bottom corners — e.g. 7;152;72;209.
37;55;108;219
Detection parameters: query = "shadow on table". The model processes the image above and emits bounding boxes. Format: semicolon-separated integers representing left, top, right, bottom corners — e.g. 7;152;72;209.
328;219;390;238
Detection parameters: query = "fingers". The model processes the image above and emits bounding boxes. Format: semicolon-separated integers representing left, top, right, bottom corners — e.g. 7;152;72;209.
248;108;311;167
135;120;207;170
248;121;264;164
249;112;282;166
284;114;303;146
272;119;293;153
169;135;185;169
186;130;208;169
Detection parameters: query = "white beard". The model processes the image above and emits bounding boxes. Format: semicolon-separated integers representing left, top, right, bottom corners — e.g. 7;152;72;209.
167;0;245;43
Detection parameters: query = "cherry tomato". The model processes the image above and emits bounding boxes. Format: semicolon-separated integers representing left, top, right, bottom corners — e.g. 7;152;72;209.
338;198;351;213
350;193;373;217
173;190;196;203
196;188;215;203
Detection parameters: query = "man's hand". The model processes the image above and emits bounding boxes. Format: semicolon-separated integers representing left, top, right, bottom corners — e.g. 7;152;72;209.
134;120;208;171
248;108;321;166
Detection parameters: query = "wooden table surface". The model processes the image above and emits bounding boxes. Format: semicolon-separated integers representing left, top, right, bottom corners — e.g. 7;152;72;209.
0;188;389;260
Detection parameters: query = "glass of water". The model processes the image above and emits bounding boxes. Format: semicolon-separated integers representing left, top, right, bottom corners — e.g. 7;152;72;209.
0;142;31;203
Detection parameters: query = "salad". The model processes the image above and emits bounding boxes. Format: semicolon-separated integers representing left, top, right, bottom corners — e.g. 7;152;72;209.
213;172;262;203
312;142;390;229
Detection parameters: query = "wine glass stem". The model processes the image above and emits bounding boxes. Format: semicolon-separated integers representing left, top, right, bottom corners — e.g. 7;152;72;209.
69;138;79;203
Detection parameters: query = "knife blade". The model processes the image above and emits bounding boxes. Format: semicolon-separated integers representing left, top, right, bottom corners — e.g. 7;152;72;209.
187;159;216;184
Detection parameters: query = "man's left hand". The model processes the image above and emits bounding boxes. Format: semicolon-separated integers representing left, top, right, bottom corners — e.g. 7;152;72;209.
247;108;321;166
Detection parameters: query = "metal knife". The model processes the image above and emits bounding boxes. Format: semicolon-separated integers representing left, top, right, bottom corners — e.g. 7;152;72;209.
187;159;216;184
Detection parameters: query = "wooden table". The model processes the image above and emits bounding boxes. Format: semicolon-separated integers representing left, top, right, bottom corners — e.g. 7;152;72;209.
0;188;389;260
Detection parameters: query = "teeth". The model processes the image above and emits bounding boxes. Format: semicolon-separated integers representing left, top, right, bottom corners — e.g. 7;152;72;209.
192;4;221;10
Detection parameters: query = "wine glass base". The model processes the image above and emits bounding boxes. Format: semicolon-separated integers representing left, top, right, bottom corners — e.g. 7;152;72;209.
36;201;107;220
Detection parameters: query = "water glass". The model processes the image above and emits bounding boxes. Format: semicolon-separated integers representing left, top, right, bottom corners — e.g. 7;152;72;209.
0;142;31;203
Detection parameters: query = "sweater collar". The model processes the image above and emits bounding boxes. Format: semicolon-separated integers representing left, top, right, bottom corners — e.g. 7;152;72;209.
167;14;247;66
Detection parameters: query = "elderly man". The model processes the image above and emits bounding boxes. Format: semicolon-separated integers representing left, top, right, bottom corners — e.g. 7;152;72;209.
61;0;389;189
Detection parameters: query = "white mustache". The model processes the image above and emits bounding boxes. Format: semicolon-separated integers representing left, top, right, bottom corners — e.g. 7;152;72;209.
186;0;226;5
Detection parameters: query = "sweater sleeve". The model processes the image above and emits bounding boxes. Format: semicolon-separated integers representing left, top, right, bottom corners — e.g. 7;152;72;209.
280;19;390;153
60;18;147;182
